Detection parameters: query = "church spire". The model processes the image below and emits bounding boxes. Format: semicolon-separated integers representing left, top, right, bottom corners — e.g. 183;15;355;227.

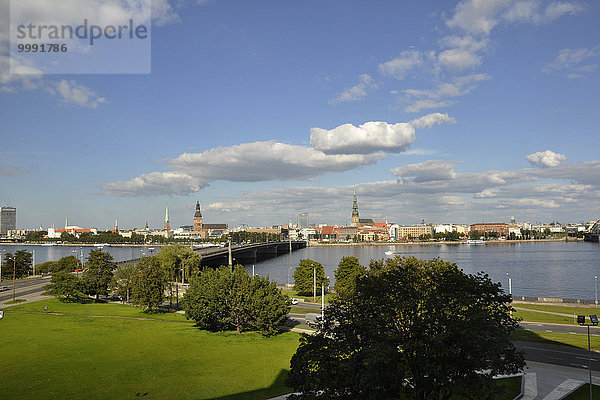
164;205;170;231
351;187;359;227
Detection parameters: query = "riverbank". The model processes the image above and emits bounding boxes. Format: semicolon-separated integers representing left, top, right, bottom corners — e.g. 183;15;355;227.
308;238;570;246
0;242;163;247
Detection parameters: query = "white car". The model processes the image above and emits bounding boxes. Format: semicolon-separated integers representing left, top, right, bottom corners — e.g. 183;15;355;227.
291;298;299;305
0;286;10;292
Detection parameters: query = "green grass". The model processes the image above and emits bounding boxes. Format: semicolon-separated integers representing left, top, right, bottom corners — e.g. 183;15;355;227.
281;288;334;304
290;305;319;314
3;298;26;304
0;308;301;400
512;329;600;351
2;297;187;321
514;302;600;315
563;384;600;399
513;309;576;325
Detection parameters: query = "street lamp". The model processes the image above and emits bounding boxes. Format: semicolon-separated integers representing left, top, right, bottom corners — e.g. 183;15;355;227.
507;272;513;316
577;314;598;399
595;276;598;306
0;249;5;282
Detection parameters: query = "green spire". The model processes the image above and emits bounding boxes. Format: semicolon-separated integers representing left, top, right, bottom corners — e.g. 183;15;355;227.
165;204;170;223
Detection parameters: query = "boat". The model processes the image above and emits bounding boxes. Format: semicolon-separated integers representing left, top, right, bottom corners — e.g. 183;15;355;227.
384;250;394;256
94;243;110;247
465;239;485;245
41;243;57;246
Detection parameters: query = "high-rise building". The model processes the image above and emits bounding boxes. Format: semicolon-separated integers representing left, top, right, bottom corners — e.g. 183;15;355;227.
164;205;171;231
0;206;17;236
193;201;203;231
351;189;359;227
298;212;309;228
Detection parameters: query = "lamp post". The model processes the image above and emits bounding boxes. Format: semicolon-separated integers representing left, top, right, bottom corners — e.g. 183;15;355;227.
0;249;4;282
595;276;598;306
507;272;512;316
12;256;16;301
313;268;316;303
577;314;598;400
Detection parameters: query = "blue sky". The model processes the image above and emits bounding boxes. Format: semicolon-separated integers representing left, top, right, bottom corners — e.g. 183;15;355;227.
1;0;599;230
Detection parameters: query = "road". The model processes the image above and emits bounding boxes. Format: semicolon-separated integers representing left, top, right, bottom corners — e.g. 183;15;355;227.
0;275;52;303
515;341;600;371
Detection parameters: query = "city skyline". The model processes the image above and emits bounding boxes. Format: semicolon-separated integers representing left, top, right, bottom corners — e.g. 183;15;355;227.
1;0;599;229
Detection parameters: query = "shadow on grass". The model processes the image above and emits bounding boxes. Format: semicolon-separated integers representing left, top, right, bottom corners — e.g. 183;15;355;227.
512;329;582;350
210;369;291;400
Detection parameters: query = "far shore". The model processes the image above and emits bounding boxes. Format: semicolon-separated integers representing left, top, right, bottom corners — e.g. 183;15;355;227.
308;238;575;246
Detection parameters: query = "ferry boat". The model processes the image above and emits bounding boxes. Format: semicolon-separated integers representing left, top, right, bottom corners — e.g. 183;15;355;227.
464;239;485;245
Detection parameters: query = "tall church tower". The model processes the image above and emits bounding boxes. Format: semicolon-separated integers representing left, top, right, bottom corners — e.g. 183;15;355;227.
193;201;203;231
164;205;170;231
351;188;359;227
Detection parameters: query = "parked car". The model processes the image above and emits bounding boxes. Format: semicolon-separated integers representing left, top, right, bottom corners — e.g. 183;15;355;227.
291;298;299;305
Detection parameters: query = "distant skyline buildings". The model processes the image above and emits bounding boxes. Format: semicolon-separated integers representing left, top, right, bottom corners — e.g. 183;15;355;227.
0;206;16;236
1;1;599;228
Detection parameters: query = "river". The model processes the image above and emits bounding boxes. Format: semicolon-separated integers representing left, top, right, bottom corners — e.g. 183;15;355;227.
2;241;599;300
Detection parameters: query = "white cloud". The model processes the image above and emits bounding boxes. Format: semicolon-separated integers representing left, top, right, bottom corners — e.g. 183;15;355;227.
104;140;385;196
103;171;205;197
378;50;425;79
526;150;567;168
446;0;582;35
410;112;456;129
310;121;415;155
401;73;490;112
437;35;488;71
391;160;459;183
329;74;377;104
54;80;108;108
542;45;600;77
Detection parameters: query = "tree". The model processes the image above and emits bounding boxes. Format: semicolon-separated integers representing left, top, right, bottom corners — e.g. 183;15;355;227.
156;244;202;309
111;263;137;302
55;255;81;272
131;256;167;312
333;256;365;299
286;256;524;400
44;272;84;301
81;249;116;299
293;259;329;296
2;250;32;279
184;265;290;335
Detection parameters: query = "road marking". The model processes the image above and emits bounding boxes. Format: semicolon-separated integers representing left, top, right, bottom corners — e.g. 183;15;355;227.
575;356;598;361
522;346;589;356
522;372;537;400
542;378;584;400
569;331;577;334
545;329;553;332
570;364;588;368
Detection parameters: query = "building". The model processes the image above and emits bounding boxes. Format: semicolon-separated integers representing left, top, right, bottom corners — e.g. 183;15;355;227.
0;206;16;236
193;201;203;231
469;223;509;237
351;189;359;227
395;225;434;240
164;205;171;231
298;212;309;228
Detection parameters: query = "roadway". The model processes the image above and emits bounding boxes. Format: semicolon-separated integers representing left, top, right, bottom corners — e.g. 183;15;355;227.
0;275;52;303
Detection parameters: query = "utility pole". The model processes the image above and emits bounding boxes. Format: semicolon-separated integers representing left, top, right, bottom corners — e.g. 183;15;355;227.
12;256;16;301
228;240;233;270
32;250;35;276
313;268;316;303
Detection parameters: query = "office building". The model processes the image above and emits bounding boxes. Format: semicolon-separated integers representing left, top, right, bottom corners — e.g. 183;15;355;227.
0;206;16;236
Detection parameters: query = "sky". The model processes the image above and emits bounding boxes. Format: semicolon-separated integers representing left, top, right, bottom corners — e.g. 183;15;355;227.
1;0;599;230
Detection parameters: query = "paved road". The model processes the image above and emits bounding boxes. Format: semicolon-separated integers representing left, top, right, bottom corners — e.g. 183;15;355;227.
0;275;51;303
521;321;600;336
516;340;600;371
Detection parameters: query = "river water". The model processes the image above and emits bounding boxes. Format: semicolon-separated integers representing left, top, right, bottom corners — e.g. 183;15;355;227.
249;241;600;300
2;241;599;299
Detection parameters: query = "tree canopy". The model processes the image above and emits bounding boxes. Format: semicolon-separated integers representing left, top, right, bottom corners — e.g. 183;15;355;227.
44;272;84;301
81;250;116;299
286;256;524;400
333;256;365;299
131;256;167;312
2;250;32;279
184;265;289;335
293;259;329;296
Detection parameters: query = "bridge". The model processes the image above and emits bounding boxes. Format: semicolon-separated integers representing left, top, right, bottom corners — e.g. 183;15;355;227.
195;241;307;267
584;221;600;242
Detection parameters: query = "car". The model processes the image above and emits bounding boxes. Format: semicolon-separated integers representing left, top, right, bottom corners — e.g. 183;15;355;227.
291;298;299;305
305;313;322;327
0;286;10;292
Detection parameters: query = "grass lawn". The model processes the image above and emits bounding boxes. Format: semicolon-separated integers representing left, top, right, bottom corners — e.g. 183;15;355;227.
2;297;187;321
513;309;575;325
514;302;600;316
512;329;600;352
0;306;300;400
563;384;600;399
290;305;319;314
281;288;334;304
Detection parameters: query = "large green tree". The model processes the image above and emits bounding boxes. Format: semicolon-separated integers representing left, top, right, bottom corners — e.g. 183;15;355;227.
333;256;365;299
292;259;329;296
184;265;289;335
286;256;524;400
131;257;167;312
110;263;137;302
44;272;84;301
81;250;116;299
2;250;32;279
156;244;202;309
